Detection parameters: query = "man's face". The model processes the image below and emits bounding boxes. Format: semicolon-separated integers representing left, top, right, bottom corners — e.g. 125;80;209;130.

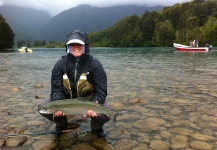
69;43;85;57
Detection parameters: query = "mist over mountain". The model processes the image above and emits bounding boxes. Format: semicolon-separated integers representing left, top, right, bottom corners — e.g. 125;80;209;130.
0;4;163;42
0;5;51;41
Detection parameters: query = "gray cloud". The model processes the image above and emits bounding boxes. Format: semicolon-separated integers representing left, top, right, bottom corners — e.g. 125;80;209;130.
0;0;191;16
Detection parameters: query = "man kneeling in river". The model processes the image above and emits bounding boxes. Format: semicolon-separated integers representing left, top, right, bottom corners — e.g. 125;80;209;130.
38;30;110;138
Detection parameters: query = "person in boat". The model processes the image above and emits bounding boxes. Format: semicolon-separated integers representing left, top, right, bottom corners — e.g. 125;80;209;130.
189;40;193;47
195;39;199;47
192;40;195;47
205;43;209;47
38;30;110;138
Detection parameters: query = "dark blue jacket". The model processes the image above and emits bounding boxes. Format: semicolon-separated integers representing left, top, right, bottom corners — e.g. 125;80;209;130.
50;53;107;104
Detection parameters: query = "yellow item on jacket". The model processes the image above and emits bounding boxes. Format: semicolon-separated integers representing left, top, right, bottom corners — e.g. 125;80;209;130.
77;73;94;97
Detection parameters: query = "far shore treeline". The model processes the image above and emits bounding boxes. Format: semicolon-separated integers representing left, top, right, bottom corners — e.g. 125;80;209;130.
1;0;217;50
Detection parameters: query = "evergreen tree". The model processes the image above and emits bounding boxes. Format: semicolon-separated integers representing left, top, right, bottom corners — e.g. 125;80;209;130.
0;15;15;50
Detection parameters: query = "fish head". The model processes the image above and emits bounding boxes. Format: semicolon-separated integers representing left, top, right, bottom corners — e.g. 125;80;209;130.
38;109;53;114
38;103;56;114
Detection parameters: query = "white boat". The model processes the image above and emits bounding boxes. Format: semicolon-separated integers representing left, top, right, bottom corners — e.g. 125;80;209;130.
18;46;33;53
173;43;190;48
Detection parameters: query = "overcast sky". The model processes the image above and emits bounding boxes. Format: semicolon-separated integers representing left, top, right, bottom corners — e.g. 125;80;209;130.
0;0;192;16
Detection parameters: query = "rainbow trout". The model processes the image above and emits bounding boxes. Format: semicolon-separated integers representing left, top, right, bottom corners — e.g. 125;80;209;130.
39;99;118;122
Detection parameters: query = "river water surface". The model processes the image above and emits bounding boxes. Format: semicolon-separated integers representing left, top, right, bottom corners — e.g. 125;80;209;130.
1;48;217;150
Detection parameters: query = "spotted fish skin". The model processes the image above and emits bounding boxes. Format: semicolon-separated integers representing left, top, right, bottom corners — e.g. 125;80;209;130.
39;99;118;122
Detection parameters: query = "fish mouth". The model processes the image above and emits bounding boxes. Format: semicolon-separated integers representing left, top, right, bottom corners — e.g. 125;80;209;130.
38;104;52;114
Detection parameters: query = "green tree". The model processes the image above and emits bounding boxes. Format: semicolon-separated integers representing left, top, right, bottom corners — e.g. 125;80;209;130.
106;15;140;47
120;26;143;47
192;3;209;26
177;11;199;43
34;41;40;47
138;11;162;46
153;20;175;46
89;30;109;47
162;4;184;30
0;15;15;50
34;40;47;47
201;16;217;45
41;40;46;46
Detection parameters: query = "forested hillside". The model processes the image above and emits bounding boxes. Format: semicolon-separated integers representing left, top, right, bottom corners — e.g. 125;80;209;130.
89;0;217;47
0;15;15;50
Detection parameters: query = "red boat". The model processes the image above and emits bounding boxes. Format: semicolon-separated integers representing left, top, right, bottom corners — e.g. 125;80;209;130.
173;43;211;52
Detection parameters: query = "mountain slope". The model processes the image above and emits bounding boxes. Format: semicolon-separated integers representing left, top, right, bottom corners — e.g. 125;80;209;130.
0;4;163;42
40;4;163;41
0;5;51;41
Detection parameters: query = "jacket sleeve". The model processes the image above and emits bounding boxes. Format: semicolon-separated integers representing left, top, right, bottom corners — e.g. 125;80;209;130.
90;58;107;104
50;59;66;101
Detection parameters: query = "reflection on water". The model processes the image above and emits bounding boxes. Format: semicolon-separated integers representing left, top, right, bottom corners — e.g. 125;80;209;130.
1;48;217;149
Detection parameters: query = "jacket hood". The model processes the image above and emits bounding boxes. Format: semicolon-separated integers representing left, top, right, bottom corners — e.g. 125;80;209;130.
65;30;89;55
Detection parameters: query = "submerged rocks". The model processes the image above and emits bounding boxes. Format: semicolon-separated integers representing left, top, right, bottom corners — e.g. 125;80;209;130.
5;136;27;147
191;132;215;141
26;120;45;126
112;102;125;110
91;139;115;150
114;139;138;150
189;140;213;150
127;97;146;104
171;135;188;149
34;84;44;89
7;116;26;124
71;143;97;150
0;139;5;147
150;140;170;150
32;139;57;150
10;87;21;92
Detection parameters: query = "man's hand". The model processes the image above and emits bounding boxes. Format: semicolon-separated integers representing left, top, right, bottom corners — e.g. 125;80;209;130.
83;101;98;118
54;110;65;117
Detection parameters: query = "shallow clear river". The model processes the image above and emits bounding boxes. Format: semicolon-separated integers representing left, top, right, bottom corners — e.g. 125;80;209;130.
1;47;217;150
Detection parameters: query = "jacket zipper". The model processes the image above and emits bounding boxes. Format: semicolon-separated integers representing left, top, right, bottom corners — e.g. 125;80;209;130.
74;60;78;83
